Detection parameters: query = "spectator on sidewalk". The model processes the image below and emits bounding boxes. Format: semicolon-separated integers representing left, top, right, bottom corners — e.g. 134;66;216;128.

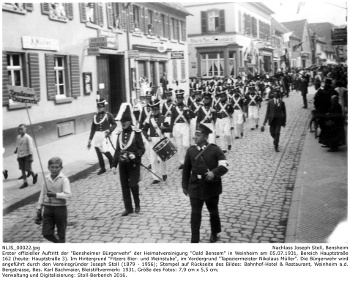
160;72;168;99
300;74;309;108
335;81;347;116
15;124;38;189
36;157;71;243
322;95;345;152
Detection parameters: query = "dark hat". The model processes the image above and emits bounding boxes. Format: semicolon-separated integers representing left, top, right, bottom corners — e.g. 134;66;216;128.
120;105;132;122
325;78;333;85
166;88;173;95
149;99;161;109
203;92;212;99
195;90;202;95
196;124;213;135
96;98;108;107
175;89;184;98
236;76;242;79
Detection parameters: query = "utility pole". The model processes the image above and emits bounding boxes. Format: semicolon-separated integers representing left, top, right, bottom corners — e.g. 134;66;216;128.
124;3;132;103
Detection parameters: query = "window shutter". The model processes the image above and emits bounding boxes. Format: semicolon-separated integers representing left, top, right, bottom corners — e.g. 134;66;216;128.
28;53;41;102
247;14;251;35
181;60;186;80
167;15;171;39
41;3;50;15
45;54;56;101
201;11;207;33
98;2;104;27
154;12;159;36
66;3;73;20
121;4;127;30
182;21;186;41
106;2;114;28
143;7;149;33
79;3;87;23
24;3;34;12
238;11;241;33
159;14;164;37
219;10;225;32
2;51;9;106
139;7;144;33
128;4;134;32
69;55;81;98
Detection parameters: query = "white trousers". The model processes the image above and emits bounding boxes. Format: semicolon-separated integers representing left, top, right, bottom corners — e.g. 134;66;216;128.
173;123;190;164
216;117;231;148
149;137;167;179
190;117;197;144
248;105;259;127
233;110;244;137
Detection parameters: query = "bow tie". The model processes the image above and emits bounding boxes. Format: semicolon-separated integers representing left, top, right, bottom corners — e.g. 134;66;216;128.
197;145;206;151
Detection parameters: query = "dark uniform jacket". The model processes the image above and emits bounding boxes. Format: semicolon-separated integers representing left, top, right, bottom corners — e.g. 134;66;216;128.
89;111;116;141
170;103;191;128
142;114;171;138
215;101;233;119
197;105;216;125
246;92;262;107
189;101;202;118
264;99;287;126
182;143;228;200
139;106;152;129
112;127;145;167
161;101;175;123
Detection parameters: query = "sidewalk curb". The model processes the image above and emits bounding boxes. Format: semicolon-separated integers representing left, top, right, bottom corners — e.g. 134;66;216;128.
285;122;311;243
3;162;101;215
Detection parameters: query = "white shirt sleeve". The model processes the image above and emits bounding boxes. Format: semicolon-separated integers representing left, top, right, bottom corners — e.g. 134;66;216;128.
56;177;71;200
37;184;46;209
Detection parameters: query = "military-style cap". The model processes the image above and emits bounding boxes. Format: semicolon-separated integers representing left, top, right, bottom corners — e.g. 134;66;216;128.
175;89;185;97
196;124;213;135
149;99;161;109
166;88;173;95
203;92;212;99
96;98;108;107
236;76;242;80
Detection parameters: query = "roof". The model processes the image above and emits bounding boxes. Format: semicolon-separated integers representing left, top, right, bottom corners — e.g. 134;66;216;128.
281;19;307;40
158;2;192;16
271;17;289;34
308;22;336;52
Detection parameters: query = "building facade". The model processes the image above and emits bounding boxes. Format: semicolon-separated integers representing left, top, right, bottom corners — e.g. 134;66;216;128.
2;3;190;155
184;2;274;79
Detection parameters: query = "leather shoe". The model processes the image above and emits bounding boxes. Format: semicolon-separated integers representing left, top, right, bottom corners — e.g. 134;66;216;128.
3;170;8;180
178;164;184;169
147;164;152;169
275;147;279;152
33;173;38;184
210;233;218;243
121;210;133;216
97;169;106;175
19;182;28;189
163;175;167;181
135;206;140;213
152;180;160;184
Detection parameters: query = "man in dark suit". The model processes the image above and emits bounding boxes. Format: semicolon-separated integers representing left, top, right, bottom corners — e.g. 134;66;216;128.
182;124;228;243
262;91;287;152
301;73;309;108
160;72;168;99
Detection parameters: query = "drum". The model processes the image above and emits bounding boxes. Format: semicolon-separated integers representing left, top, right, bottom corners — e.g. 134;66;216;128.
153;137;177;162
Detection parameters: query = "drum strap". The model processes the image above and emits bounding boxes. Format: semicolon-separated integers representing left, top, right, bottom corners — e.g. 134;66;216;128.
150;117;163;138
200;107;212;124
119;131;135;150
188;96;195;106
193;102;201;113
174;107;189;126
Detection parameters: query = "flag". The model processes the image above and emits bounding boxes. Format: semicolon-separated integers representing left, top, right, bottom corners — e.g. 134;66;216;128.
297;2;305;14
282;31;293;42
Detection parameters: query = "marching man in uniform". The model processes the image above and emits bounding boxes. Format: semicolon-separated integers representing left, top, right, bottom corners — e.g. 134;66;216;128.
112;104;145;216
182;124;228;243
215;90;233;152
246;85;262;130
231;88;246;139
142;99;171;183
197;92;217;144
170;89;191;169
189;89;203;144
87;98;116;175
161;89;175;139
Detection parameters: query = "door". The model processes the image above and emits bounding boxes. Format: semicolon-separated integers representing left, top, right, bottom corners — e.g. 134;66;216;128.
150;61;156;86
96;56;111;112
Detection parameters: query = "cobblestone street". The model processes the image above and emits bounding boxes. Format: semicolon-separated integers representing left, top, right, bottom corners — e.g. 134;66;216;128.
3;90;312;243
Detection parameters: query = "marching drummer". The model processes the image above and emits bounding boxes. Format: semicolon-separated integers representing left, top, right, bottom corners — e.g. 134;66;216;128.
196;92;217;144
161;89;175;139
142;99;171;183
170;89;191;169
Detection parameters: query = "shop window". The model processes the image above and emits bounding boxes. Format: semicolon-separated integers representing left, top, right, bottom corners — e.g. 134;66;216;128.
201;53;224;77
138;61;147;79
7;54;24;87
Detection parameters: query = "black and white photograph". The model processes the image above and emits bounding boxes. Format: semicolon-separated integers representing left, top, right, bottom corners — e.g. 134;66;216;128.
1;2;348;278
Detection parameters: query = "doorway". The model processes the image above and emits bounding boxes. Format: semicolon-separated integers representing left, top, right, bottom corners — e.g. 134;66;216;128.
97;55;125;116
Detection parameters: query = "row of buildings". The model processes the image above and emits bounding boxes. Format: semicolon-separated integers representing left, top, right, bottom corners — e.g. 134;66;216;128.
2;2;346;154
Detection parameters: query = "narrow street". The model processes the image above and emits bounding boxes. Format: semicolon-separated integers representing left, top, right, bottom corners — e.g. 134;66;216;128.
3;89;312;243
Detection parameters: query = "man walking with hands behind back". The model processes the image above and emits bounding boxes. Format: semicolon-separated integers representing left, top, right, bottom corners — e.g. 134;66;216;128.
262;91;286;152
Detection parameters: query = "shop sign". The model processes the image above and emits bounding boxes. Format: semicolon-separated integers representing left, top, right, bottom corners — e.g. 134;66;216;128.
8;85;37;104
171;51;184;59
22;36;59;51
189;36;234;44
89;37;117;49
127;50;139;58
87;47;100;56
255;42;265;49
191;62;197;69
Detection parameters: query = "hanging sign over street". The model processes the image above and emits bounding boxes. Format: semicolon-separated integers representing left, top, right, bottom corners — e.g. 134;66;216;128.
87;47;100;56
171;51;184;59
8;85;37;104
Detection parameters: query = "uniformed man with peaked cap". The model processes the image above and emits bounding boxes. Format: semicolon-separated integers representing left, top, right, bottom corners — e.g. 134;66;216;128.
182;124;228;243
